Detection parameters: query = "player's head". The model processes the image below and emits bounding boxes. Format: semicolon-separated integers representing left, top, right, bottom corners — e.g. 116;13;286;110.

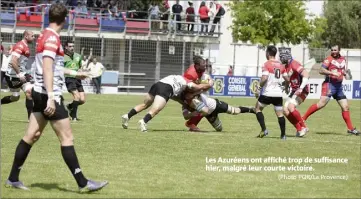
92;57;97;64
83;55;87;61
23;30;35;43
5;45;12;56
266;45;277;60
49;3;68;28
330;45;341;58
279;50;292;65
65;40;74;55
193;55;206;73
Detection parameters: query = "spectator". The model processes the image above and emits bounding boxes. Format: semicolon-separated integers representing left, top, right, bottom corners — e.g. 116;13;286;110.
66;0;77;7
74;2;82;13
148;2;160;30
198;1;210;33
160;0;170;32
172;0;182;31
185;1;195;32
88;57;104;94
95;0;101;7
210;1;225;34
81;1;88;13
227;65;234;76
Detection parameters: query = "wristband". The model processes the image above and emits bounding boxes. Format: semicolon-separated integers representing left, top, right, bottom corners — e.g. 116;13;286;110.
69;70;77;77
187;82;194;89
47;92;55;100
299;77;309;90
16;72;25;78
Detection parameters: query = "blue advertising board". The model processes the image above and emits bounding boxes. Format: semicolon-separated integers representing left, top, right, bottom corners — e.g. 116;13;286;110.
352;81;361;99
209;75;261;97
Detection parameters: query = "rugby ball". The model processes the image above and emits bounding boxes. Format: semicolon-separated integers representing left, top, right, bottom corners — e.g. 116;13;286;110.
200;73;212;84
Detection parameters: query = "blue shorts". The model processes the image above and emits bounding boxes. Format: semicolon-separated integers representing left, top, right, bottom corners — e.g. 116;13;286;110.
321;82;346;100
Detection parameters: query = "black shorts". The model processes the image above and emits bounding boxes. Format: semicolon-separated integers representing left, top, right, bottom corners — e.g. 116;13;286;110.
65;77;84;93
258;95;283;107
32;89;69;121
148;82;174;102
213;99;229;115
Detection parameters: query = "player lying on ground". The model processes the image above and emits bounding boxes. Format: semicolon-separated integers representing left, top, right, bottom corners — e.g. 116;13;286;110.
254;45;290;140
121;75;213;132
181;93;256;131
279;50;310;137
5;3;108;192
1;30;35;120
302;45;359;135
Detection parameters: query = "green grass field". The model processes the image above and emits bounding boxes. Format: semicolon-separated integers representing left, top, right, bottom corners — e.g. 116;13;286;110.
1;93;360;198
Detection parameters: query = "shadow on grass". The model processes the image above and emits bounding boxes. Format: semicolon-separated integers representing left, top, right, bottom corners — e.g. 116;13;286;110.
2;119;28;124
315;131;343;135
30;183;77;193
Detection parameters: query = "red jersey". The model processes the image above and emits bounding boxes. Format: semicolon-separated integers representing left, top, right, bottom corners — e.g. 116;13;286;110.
261;60;287;97
183;64;203;83
34;28;65;95
322;55;347;83
286;59;307;91
6;40;30;77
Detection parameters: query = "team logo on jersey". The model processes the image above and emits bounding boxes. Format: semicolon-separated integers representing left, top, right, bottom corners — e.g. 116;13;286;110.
212;76;224;95
249;78;261;96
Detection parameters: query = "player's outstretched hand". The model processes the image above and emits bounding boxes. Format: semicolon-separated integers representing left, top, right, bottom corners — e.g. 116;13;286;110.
76;71;90;80
44;98;56;117
294;88;302;96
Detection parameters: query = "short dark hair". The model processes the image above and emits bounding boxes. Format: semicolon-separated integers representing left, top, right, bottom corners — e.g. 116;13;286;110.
266;45;277;57
65;39;74;46
49;3;68;25
331;44;341;51
193;55;204;65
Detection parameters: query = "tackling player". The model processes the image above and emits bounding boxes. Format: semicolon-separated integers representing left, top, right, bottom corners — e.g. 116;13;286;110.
0;30;35;120
182;93;256;131
279;50;310;137
121;75;212;132
64;40;89;121
255;46;289;139
5;4;108;192
302;45;359;135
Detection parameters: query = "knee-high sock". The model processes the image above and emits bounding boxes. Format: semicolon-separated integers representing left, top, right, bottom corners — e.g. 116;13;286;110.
303;104;319;121
342;111;354;130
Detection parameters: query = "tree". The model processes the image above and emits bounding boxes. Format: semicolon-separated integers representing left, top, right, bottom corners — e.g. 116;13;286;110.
308;17;328;48
229;0;314;46
321;0;361;48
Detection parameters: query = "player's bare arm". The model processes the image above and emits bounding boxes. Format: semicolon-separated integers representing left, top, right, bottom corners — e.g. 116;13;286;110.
63;68;89;79
319;66;340;77
9;54;26;82
43;56;55;116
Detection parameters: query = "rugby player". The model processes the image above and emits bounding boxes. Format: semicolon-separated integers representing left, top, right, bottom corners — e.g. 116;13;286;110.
279;50;310;137
254;45;290;139
1;30;35;120
121;74;212;132
302;45;359;135
5;4;108;192
64;40;86;121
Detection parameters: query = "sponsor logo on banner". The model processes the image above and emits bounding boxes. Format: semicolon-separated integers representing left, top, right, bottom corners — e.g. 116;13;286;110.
352;81;361;99
212;76;225;95
228;76;247;95
249;78;261;97
342;80;353;99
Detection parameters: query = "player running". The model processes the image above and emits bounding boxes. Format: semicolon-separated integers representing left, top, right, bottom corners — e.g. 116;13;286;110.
64;40;90;121
302;45;359;135
121;75;212;132
254;45;289;139
182;93;255;131
5;4;108;192
279;50;310;137
0;30;35;120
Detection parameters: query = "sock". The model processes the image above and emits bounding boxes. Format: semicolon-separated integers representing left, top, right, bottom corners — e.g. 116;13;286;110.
303;104;319;121
342;111;354;130
239;106;255;113
61;146;88;188
187;114;203;126
290;109;306;128
278;116;286;137
68;102;73;109
8;140;32;182
71;101;80;119
1;96;13;105
256;112;266;131
127;108;137;119
25;99;33;119
286;114;302;131
143;113;153;123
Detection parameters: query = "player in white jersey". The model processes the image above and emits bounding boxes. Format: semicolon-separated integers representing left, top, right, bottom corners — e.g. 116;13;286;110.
1;45;12;88
254;45;289;139
5;4;108;193
122;75;213;132
181;93;256;131
1;31;35;120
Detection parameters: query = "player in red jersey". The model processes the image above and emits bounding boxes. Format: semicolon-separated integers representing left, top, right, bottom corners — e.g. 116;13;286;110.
5;4;108;192
279;50;310;137
255;46;289;139
182;56;208;131
302;45;359;135
1;30;35;120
